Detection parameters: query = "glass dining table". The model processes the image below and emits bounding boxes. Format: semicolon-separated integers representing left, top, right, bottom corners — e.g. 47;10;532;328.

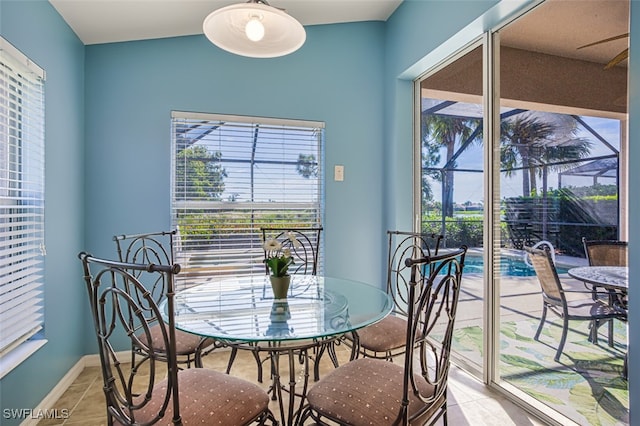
161;273;393;425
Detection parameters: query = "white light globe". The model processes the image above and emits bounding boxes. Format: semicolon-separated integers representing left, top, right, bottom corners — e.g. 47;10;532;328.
203;2;306;58
245;17;265;42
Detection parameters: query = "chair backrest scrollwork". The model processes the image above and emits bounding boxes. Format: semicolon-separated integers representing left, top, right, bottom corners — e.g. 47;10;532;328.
400;246;466;423
79;252;181;425
113;230;176;299
387;230;443;317
260;227;323;275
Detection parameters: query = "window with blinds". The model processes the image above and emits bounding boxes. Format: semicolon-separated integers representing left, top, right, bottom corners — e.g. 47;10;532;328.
171;112;324;284
0;38;46;358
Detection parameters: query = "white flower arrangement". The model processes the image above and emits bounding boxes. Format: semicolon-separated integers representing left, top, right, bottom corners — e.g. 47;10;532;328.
263;233;301;277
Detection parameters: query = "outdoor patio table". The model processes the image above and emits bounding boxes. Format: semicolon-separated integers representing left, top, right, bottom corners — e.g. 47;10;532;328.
568;265;628;377
568;266;628;294
160;273;393;426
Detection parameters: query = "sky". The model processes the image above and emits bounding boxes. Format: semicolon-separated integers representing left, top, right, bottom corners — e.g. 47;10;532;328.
179;119;322;204
424;111;621;204
181;112;620;206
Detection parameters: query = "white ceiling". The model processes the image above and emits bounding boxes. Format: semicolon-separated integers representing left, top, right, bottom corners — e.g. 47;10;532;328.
48;0;629;68
48;0;404;45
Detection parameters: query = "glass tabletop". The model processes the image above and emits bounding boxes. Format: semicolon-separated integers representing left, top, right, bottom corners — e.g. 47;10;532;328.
162;274;393;342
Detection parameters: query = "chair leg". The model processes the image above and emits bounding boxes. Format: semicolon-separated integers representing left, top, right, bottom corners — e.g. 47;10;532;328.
426;403;447;426
534;306;547;341
555;317;569;362
608;318;614;347
225;347;238;374
194;352;203;368
589;319;599;344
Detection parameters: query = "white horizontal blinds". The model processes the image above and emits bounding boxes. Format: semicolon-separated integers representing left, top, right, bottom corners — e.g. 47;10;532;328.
171;112;324;287
0;38;46;356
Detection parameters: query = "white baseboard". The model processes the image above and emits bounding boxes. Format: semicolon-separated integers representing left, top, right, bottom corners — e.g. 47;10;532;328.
19;357;85;426
18;351;126;426
20;347;233;426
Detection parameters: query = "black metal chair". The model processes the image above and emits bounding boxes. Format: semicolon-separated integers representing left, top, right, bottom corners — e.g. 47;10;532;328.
297;246;467;426
78;252;276;426
113;230;215;368
349;230;443;361
260;227;323;276
525;246;626;362
226;226;325;382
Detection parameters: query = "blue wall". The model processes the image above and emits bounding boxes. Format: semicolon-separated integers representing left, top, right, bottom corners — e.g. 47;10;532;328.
0;0;85;421
382;0;502;238
82;22;387;348
83;21;386;289
0;0;638;424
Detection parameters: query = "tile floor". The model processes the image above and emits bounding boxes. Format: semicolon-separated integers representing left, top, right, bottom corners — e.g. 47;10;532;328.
36;345;545;426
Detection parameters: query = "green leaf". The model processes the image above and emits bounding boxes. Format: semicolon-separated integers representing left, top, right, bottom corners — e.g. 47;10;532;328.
519;387;566;405
452;325;483;355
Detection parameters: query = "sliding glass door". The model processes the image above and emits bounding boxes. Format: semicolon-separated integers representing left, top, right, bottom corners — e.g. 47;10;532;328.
415;1;629;424
494;2;628;424
417;44;485;375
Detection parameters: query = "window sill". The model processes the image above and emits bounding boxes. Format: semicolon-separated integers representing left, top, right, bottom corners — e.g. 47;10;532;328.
0;339;47;380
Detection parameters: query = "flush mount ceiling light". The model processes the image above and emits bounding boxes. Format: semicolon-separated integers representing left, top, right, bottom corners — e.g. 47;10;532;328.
203;0;306;58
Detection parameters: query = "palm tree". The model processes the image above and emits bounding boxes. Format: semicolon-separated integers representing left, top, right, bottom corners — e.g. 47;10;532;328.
500;113;592;196
420;141;441;213
422;113;481;217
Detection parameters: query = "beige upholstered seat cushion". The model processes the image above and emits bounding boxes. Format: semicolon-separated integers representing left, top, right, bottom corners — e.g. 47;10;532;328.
139;324;209;356
356;315;407;352
306;358;436;425
131;368;270;425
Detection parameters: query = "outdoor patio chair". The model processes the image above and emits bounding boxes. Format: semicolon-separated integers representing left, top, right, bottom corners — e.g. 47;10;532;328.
582;238;628;268
225;226;325;382
582;238;628;346
297;246;467;426
582;238;628;297
525;246;625;362
349;230;443;361
78;252;277;426
113;230;216;368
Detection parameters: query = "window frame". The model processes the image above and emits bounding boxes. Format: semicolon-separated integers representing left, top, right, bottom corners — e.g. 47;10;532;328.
170;111;325;284
0;37;47;378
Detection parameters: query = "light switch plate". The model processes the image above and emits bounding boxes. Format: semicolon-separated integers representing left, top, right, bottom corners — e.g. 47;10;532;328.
334;165;344;181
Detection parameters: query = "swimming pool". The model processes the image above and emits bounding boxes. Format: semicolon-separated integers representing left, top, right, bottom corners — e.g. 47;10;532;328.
463;254;570;277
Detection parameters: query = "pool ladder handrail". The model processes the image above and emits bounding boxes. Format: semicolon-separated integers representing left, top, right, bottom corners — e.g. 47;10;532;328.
523;240;556;267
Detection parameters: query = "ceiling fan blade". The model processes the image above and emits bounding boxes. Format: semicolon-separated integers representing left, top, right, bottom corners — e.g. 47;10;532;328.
603;48;629;70
577;33;629;50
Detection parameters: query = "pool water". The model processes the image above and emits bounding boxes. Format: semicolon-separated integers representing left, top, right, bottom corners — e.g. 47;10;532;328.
463;255;570;277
